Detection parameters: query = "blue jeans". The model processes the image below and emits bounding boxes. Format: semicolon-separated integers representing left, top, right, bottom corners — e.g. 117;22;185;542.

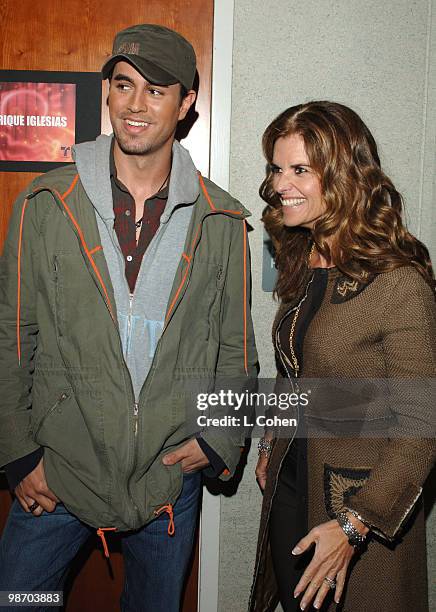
0;472;201;612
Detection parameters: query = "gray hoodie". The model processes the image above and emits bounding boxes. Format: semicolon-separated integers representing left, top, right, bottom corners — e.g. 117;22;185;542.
74;135;198;399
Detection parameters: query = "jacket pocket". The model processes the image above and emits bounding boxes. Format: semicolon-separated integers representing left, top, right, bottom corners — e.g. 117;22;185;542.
52;252;107;345
205;264;224;342
32;390;71;440
178;260;224;361
53;255;64;337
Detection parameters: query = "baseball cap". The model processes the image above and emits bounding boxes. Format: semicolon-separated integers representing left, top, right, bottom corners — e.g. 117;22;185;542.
101;24;196;90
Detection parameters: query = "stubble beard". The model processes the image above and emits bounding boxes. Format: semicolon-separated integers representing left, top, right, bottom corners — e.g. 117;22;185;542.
114;131;155;156
113;119;177;158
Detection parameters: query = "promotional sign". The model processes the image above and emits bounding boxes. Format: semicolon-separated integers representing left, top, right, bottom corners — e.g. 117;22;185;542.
0;81;76;163
0;71;101;172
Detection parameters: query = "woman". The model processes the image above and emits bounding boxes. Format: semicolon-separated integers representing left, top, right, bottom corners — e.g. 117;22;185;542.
249;101;435;612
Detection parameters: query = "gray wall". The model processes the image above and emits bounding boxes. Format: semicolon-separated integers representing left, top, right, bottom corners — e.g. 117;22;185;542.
218;1;436;610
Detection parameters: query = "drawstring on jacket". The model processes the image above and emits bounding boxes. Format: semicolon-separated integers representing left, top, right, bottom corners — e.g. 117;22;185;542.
97;504;175;559
154;504;175;536
96;527;117;558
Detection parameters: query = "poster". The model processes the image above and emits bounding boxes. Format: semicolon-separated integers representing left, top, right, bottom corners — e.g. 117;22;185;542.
0;71;101;172
0;81;76;163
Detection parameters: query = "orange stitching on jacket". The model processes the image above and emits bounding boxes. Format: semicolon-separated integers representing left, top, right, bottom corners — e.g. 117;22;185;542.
89;245;102;256
165;224;201;324
198;174;216;210
154;504;175;536
16;199;29;365
198;176;249;375
189;223;201;253
198;174;242;215
53;190;115;322
16;175;114;364
96;527;117;558
61;173;79;199
165;255;192;323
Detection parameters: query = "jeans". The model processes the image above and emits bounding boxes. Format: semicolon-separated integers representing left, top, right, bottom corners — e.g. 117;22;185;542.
0;472;201;612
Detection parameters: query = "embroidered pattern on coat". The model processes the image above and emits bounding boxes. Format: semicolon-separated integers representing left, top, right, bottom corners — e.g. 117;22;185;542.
336;279;359;297
331;274;374;304
324;464;371;518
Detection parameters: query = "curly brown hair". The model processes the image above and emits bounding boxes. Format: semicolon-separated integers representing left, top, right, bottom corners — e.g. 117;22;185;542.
261;101;434;302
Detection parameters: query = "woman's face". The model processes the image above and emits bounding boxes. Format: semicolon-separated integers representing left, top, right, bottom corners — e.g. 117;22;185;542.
271;133;324;229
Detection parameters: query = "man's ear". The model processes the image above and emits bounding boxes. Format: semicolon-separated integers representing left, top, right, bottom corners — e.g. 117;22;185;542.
178;90;196;121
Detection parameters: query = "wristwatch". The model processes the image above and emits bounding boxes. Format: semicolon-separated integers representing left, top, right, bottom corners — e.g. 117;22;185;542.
336;511;367;549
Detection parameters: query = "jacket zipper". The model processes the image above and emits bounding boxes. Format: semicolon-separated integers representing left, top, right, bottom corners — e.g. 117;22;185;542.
125;213;215;512
133;402;139;436
33;391;70;438
120;293;139;519
126;293;134;359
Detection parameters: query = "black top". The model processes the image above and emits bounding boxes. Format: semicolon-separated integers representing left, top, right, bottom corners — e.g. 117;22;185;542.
274;269;330;538
278;268;329;376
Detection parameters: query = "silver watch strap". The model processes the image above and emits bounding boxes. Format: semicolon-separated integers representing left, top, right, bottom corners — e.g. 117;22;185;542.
336;511;366;548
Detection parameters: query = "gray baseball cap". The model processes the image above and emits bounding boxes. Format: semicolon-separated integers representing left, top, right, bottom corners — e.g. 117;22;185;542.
102;24;197;90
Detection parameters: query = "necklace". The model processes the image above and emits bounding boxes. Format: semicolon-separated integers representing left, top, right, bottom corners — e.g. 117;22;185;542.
286;242;316;375
135;168;171;229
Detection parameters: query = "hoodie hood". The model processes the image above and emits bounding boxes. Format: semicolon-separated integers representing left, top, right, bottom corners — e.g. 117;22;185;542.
73;134;200;223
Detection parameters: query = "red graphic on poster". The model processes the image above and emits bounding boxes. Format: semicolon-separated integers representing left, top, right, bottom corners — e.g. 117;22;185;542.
0;82;76;162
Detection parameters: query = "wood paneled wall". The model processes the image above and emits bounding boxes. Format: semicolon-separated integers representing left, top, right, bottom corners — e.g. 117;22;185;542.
0;2;213;610
0;0;213;246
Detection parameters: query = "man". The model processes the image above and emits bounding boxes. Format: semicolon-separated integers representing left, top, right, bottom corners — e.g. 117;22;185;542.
0;24;257;611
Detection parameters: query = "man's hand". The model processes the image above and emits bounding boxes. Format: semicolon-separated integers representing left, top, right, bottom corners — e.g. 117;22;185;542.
14;458;59;516
162;439;210;473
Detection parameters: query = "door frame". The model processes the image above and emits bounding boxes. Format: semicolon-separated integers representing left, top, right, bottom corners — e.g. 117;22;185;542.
198;1;235;610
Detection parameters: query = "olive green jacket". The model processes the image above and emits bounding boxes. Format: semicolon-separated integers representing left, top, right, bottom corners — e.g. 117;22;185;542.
0;162;257;531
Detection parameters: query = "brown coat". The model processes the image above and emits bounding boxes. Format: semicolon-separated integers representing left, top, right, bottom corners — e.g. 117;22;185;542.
249;266;436;612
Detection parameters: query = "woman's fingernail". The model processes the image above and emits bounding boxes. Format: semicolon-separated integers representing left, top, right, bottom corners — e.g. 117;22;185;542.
314;603;320;610
292;546;301;555
294;591;300;598
300;603;306;611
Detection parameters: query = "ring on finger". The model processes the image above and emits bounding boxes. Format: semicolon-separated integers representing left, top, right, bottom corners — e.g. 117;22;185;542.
28;501;40;513
324;577;336;590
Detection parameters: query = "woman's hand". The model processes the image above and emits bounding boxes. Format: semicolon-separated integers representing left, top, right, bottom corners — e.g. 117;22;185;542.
255;436;274;491
255;453;269;490
292;514;367;610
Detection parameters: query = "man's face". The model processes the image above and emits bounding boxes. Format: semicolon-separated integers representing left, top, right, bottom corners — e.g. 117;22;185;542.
108;61;195;157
